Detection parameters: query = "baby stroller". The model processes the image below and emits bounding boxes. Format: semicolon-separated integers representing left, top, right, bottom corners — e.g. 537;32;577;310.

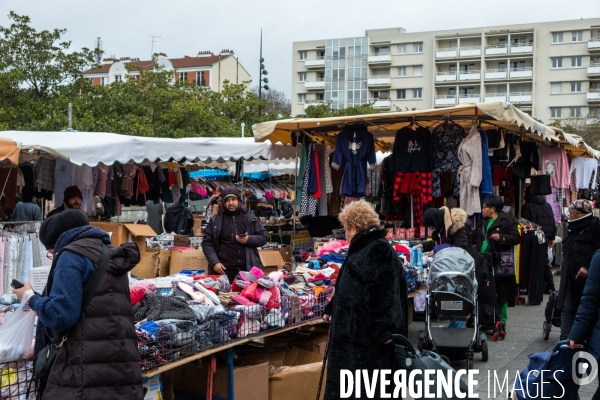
418;247;488;369
542;289;561;340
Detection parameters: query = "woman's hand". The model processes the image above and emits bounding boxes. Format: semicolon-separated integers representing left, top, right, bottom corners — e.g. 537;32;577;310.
576;267;588;279
12;281;33;302
569;339;583;349
490;233;501;242
323;314;331;323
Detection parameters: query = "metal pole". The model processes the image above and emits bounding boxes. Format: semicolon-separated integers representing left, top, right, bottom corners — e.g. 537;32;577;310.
241;122;245;138
258;29;262;117
68;103;72;131
292;127;300;252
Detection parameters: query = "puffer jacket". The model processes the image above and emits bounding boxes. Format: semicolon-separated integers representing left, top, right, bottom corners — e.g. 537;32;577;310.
44;239;143;400
522;195;557;241
255;202;274;218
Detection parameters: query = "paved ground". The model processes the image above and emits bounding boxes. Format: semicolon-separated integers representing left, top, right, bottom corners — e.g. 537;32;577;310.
405;268;599;399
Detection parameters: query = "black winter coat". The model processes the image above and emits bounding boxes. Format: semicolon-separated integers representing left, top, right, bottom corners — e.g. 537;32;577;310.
323;227;406;400
45;239;143;400
203;210;268;272
522;195;557;241
557;215;600;312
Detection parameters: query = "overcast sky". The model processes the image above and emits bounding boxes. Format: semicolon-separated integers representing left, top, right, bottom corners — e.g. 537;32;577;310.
1;0;599;98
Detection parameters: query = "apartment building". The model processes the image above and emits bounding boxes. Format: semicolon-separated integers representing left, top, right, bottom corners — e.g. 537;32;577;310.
82;50;251;92
291;18;600;124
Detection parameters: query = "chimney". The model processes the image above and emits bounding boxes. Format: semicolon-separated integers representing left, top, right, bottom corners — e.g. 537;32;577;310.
197;51;214;58
153;52;168;60
220;49;234;56
101;57;117;65
119;56;132;62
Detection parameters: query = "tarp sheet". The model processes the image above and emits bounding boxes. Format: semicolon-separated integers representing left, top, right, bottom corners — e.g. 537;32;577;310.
0;131;297;166
0;138;20;166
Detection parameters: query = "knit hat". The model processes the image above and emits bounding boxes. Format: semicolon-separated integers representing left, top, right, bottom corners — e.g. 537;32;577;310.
221;186;241;201
63;185;83;202
40;209;89;249
569;199;593;215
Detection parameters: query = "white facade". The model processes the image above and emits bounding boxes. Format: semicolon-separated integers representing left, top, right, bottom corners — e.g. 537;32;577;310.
291;18;600;123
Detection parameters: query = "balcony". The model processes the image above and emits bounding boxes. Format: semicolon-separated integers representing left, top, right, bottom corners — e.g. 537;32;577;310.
587;89;600;102
368;55;392;65
459;46;481;57
435;95;457;106
304;100;324;109
435;71;457;82
485;44;508;56
436;48;458;58
367;75;391;88
509;67;533;79
485;69;508;80
509;92;532;103
372;99;391;110
588;63;600;76
586;115;600;125
485;93;507;102
589;39;600;52
304;57;325;69
304;79;325;90
510;43;533;54
459;70;481;81
458;94;481;104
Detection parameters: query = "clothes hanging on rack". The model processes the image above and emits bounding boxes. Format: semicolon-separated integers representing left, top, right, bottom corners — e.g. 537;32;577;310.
457;126;483;215
478;128;493;199
390;126;434;173
331;125;376;198
570;156;598;189
392;171;432;230
539;144;570;190
300;142;318;217
431;121;465;198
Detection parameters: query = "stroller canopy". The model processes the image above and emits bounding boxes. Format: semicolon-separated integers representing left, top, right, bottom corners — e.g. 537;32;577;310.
427;247;478;302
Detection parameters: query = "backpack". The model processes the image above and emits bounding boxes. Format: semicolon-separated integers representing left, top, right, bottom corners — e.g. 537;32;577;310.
164;203;194;235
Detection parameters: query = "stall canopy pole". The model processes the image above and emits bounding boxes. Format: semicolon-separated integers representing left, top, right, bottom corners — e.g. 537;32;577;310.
292;127;300;252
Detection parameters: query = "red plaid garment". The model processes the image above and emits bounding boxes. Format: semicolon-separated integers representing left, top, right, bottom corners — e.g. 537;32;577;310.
392;172;433;230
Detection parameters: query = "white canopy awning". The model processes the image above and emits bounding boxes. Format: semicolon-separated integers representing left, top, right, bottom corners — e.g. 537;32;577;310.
0;131;285;166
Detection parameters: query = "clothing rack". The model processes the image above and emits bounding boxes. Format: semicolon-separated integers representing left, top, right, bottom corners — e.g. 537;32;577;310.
518;217;543;230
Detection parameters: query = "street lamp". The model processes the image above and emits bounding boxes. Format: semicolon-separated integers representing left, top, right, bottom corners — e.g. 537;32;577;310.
258;29;269;116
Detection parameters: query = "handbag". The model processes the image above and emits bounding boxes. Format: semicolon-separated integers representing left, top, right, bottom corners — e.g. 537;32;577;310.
495;250;515;278
34;244;110;380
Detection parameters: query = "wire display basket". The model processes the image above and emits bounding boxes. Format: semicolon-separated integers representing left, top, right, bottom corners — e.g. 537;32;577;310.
0;358;37;399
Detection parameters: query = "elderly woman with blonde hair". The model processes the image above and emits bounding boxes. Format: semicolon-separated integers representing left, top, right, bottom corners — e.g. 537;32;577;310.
322;200;407;400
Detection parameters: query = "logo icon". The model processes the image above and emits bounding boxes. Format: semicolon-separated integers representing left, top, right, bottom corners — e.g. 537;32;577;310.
572;351;598;386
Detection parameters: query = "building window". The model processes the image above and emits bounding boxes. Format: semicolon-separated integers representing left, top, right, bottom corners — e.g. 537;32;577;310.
196;71;208;87
397;66;407;77
552;32;563;43
299;51;307;61
413;65;423;76
550;107;562;118
571;30;583;42
551;57;562;69
413;42;423;53
570;81;582;92
570;106;581;117
413;88;422;99
374;47;389;56
298;93;306;104
114;75;121;82
298;72;307;82
551;82;562;94
101;77;106;85
179;72;188;82
374;90;389;99
397;89;406;99
397;44;407;54
571;56;582;68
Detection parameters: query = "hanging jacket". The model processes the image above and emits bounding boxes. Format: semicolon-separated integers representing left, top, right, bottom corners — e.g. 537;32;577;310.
522;195;557;241
40;239;142;399
331;125;377;197
391;126;435;173
255;202;274;218
458;126;483;215
478;128;493;198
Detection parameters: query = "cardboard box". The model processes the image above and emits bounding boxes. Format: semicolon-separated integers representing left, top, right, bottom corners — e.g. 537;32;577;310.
174;234;189;247
131;249;171;279
270;347;325;400
142;374;162;400
90;222;157;254
288;334;329;356
173;361;269;400
258;249;285;275
278;246;292;263
170;248;207;275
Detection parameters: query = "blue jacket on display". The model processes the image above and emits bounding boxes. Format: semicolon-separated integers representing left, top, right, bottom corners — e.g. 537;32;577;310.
331;125;376;198
478;128;493;199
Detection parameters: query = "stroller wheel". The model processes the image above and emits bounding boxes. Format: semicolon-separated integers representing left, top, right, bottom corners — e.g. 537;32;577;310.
441;355;451;365
417;337;424;352
481;339;489;362
542;321;550;341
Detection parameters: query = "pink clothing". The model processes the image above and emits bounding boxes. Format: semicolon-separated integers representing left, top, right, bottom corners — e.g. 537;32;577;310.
546;188;562;225
95;163;109;198
538;145;569;189
316;240;349;257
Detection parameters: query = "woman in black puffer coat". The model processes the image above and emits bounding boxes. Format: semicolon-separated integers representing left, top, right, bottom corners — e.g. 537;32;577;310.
557;199;600;340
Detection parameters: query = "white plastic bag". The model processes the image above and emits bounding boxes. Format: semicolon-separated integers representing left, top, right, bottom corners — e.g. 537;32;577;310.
0;302;36;363
548;247;554;265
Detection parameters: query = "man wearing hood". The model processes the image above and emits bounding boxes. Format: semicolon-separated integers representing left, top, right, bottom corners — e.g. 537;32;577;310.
557;199;600;340
522;189;558;292
12;210;143;399
202;187;268;283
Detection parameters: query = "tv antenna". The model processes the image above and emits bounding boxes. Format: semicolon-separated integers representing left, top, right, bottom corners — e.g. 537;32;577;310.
148;35;161;58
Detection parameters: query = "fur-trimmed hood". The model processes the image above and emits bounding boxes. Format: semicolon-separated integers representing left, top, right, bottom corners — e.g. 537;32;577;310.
449;208;468;235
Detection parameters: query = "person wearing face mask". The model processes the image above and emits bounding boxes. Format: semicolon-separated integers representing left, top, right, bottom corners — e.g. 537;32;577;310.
557;199;600;340
472;195;521;333
202;187;268;283
46;185;84;218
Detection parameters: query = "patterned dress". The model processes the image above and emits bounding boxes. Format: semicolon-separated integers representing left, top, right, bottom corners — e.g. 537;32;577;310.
432;122;466;198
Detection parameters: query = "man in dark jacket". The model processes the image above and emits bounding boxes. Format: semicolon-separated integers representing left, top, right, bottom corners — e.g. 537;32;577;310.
12;210;143;399
46;185;84;218
522;191;558;292
202;187;268;283
557;199;600;340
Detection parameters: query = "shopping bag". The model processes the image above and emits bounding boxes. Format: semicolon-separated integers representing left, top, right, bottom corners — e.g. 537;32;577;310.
0;302;36;363
392;334;477;400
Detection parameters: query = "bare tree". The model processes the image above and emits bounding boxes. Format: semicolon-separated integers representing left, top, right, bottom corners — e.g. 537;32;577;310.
548;115;600;148
250;86;291;117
